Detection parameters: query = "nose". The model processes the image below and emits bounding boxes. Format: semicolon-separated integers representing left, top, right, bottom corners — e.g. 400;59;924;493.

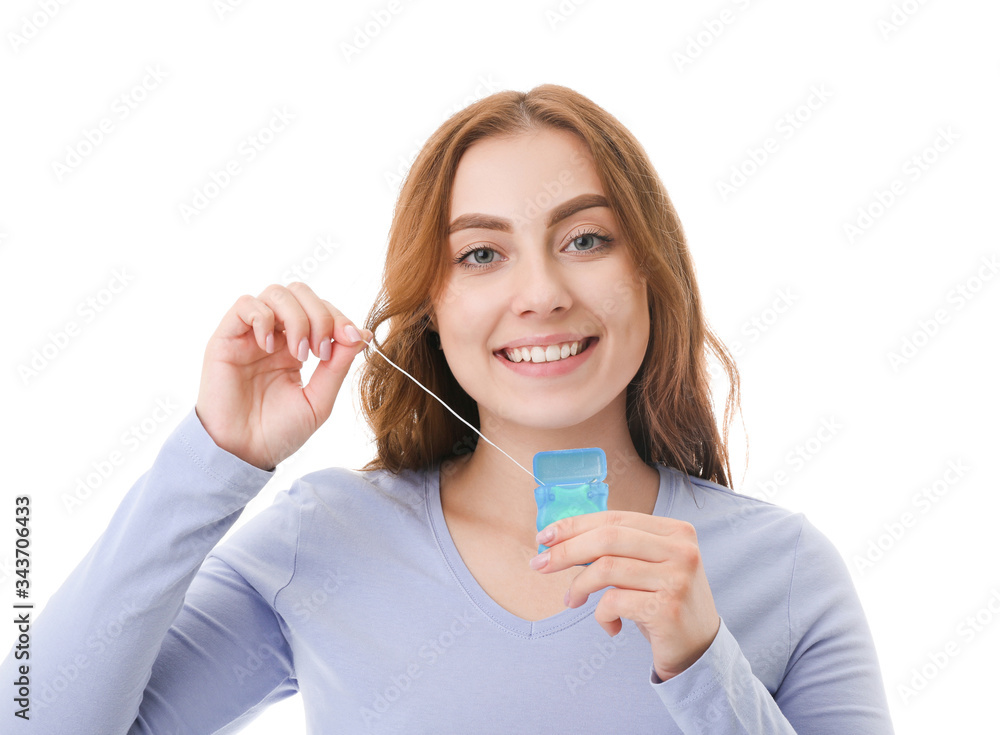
509;253;572;317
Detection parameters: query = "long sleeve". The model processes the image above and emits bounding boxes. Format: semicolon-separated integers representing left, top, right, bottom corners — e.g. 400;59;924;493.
0;406;295;735
648;516;895;734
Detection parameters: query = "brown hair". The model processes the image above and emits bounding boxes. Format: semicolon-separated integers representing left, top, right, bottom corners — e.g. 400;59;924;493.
356;84;743;488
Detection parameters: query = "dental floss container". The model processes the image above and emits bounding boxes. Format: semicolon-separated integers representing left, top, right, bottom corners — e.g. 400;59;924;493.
533;448;609;563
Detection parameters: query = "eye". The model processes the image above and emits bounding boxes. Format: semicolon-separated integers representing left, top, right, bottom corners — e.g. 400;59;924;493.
455;246;503;270
453;228;613;271
565;228;614;253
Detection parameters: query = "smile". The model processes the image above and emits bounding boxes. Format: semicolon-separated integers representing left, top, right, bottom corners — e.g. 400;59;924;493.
494;337;598;376
500;337;595;364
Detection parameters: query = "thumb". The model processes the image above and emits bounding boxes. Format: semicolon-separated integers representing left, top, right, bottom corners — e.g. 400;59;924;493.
301;338;366;426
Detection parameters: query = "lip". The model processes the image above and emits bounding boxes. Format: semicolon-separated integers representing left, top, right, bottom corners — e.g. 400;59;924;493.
494;336;598;376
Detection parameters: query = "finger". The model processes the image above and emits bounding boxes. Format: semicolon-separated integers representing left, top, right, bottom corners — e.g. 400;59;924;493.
537;524;672;573
216;294;276;354
257;284;311;361
286;282;337;359
593;588;663;637
594;607;623;637
297;299;369;425
317;298;370;352
564;557;662;609
539;510;697;546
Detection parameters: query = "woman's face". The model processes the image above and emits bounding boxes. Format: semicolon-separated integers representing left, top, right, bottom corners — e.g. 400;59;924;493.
432;127;649;433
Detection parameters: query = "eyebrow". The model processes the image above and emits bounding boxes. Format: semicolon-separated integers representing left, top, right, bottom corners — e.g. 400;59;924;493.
447;193;610;236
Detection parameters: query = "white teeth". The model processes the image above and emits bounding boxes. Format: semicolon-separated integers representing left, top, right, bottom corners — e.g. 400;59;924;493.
503;339;587;364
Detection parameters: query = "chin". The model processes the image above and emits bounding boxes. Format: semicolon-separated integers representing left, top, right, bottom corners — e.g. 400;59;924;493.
493;399;611;434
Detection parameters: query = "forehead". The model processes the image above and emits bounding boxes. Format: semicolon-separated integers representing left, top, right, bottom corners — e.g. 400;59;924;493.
449;129;603;223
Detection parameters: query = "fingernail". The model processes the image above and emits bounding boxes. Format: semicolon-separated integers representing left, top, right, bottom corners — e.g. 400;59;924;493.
344;325;361;343
319;337;331;361
529;551;549;570
536;527;555;544
297;338;309;361
265;332;274;354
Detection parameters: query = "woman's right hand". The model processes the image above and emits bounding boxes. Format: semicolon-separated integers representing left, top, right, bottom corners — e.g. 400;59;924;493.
194;282;372;471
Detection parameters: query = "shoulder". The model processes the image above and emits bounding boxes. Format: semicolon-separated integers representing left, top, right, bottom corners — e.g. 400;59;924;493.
660;465;807;545
286;464;431;521
208;464;433;594
657;465;848;583
657;467;862;671
214;463;434;537
239;464;436;552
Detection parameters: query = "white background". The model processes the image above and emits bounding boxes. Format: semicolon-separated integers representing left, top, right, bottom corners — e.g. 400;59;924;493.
2;0;997;732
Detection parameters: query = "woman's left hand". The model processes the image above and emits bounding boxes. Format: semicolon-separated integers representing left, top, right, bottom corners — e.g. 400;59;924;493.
531;510;721;682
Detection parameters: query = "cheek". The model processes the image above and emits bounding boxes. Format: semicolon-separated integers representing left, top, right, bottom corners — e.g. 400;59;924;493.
593;269;649;334
435;279;494;346
433;278;469;325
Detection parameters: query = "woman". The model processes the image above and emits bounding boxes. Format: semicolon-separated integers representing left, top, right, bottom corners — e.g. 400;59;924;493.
3;85;894;733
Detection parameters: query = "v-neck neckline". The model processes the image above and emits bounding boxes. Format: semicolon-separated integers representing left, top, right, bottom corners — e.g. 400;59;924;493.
425;462;676;639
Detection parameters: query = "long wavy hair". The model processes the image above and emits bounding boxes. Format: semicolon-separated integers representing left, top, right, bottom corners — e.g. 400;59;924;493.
356;84;743;488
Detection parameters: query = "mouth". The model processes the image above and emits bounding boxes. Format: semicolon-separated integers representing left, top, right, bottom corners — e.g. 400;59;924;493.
496;337;598;364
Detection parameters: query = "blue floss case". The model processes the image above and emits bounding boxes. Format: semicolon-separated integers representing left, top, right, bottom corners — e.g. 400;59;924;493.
533;448;609;566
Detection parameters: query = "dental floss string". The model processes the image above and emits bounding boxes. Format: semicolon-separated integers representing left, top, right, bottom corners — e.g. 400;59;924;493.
359;336;543;485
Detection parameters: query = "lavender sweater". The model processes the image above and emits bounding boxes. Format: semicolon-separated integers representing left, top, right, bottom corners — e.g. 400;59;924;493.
2;406;894;733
